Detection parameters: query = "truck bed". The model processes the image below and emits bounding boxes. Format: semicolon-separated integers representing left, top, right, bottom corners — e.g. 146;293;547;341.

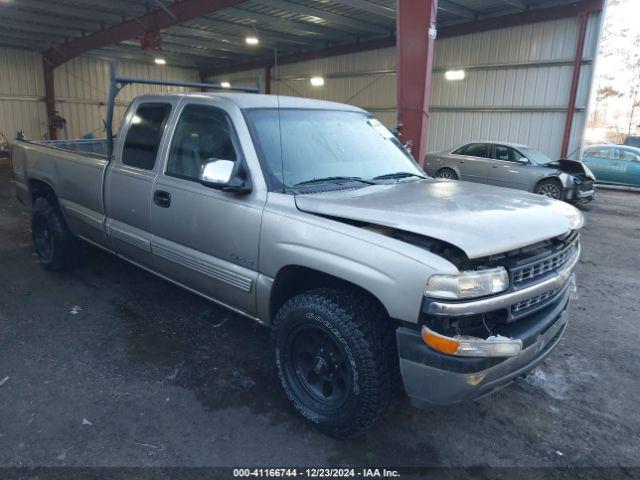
11;139;109;247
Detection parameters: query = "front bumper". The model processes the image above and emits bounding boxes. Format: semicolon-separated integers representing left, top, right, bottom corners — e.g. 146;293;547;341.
566;184;595;204
396;291;570;408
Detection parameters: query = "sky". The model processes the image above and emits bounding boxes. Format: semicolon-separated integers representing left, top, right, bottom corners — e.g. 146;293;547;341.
587;0;640;135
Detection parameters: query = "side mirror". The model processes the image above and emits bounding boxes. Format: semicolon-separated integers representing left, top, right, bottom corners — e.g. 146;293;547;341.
200;158;251;193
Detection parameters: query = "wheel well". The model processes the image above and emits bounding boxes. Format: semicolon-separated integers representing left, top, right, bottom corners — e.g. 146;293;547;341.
29;179;57;203
534;176;562;190
269;266;389;322
436;167;458;177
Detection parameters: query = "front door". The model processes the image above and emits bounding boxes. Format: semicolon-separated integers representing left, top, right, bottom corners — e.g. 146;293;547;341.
150;100;263;316
610;148;640;186
104;99;174;266
487;144;530;190
582;147;613;183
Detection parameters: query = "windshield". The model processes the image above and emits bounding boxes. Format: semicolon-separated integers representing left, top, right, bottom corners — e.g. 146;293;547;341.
244;108;424;189
520;147;555;165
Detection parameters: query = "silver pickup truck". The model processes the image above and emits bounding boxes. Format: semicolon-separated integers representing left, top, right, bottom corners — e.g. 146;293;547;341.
11;91;583;437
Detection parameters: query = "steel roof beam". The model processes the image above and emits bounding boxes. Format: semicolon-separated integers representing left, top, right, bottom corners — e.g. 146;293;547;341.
160;35;257;56
0;20;84;39
42;0;246;68
6;0;123;25
183;18;327;47
253;0;390;32
218;7;356;39
328;0;395;20
0;9;99;32
438;0;479;20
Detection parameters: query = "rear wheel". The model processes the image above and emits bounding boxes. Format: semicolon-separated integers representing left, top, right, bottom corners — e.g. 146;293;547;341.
535;179;563;200
272;288;397;438
436;168;458;180
31;197;78;271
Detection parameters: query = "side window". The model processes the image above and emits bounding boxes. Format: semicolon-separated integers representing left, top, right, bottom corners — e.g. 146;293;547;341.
462;143;489;158
166;105;237;181
614;148;639;162
122;103;172;170
494;145;527;162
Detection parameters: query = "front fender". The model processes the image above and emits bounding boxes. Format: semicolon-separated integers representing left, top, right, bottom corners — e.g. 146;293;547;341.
258;194;458;324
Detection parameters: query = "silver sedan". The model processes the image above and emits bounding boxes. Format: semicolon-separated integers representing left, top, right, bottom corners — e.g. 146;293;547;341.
424;141;595;204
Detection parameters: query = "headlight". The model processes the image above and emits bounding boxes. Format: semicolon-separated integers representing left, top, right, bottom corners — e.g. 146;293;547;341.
583;164;596;180
425;267;509;299
421;326;522;358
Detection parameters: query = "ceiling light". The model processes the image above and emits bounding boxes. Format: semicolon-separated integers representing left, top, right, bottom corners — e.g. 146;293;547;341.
310;76;325;87
220;81;231;89
245;36;259;45
445;69;465;81
154;57;166;65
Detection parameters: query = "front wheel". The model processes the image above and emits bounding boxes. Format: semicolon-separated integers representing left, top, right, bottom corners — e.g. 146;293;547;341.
436;168;458;180
535;179;564;200
272;288;397;438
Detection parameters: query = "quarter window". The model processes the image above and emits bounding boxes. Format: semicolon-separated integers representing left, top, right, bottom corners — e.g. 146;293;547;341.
166;105;237;181
122;103;172;170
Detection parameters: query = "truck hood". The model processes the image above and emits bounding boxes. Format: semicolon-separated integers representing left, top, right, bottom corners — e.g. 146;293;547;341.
295;179;584;259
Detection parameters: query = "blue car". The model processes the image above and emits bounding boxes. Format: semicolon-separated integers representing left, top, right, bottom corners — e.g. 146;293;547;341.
582;144;640;187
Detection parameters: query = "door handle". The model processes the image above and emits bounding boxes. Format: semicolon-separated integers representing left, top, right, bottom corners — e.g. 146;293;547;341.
492;165;498;168
153;190;171;208
459;160;465;163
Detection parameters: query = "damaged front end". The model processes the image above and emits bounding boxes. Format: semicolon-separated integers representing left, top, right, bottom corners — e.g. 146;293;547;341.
396;230;580;408
550;159;596;204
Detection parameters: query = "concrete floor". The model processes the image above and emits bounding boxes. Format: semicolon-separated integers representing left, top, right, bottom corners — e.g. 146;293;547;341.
1;157;639;469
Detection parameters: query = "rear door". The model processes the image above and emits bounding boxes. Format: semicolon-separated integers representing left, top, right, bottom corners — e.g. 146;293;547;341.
487;144;531;190
104;98;175;266
149;98;264;316
453;143;491;182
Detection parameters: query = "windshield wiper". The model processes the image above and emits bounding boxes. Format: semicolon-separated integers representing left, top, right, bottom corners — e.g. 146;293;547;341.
373;171;427;180
294;176;377;187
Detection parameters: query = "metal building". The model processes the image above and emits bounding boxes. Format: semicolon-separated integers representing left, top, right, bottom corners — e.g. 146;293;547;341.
0;0;605;161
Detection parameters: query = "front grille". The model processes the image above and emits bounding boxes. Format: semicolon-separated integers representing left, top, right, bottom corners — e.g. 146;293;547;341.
511;289;559;314
512;240;577;285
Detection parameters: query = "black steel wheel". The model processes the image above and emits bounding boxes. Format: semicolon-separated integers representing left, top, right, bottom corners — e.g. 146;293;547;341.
287;324;351;408
436;168;458;180
31;197;78;271
535;179;563;200
272;288;398;438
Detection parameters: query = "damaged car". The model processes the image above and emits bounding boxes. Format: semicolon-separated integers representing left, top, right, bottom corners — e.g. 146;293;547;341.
424;142;595;204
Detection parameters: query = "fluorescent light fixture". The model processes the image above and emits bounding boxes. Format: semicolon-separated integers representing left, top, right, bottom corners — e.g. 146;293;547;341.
154;57;166;65
445;69;465;81
245;36;259;45
310;76;325;87
220;81;231;89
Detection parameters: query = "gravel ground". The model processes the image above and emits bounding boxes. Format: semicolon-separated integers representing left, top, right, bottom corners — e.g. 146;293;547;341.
0;158;639;473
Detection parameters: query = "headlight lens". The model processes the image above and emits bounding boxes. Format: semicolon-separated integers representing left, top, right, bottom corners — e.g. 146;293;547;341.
421;326;522;358
425;267;509;299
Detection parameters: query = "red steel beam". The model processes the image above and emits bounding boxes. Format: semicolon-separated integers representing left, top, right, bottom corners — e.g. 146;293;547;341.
396;0;438;166
42;0;245;69
43;63;56;140
561;11;590;158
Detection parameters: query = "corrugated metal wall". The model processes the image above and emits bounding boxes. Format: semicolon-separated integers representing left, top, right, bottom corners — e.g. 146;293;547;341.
0;48;47;141
0;47;199;141
210;13;602;159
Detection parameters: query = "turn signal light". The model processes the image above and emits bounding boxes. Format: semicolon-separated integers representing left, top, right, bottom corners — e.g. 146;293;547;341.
421;326;522;358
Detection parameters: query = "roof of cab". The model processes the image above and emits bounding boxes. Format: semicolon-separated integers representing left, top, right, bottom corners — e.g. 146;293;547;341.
134;92;366;112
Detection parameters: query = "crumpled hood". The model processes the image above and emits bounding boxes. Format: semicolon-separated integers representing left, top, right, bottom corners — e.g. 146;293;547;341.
295;179;584;259
546;159;595;179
